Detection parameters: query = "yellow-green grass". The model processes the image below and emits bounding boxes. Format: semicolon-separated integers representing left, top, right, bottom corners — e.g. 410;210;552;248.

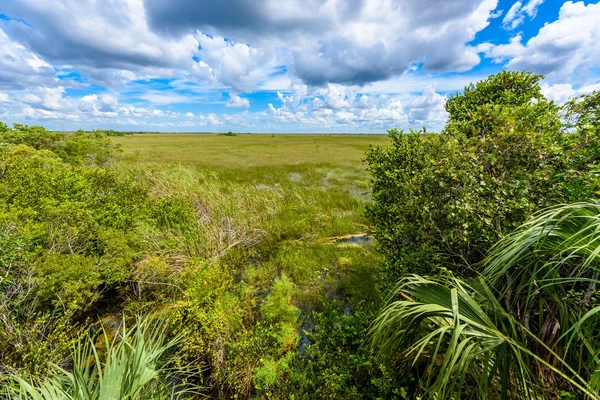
112;134;389;241
112;133;389;169
107;133;389;392
113;133;387;362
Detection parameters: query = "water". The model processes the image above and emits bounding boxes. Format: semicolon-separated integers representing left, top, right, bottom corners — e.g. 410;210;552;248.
337;234;373;248
299;320;316;356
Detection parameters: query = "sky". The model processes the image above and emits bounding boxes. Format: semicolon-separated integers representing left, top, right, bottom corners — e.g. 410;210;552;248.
0;0;599;133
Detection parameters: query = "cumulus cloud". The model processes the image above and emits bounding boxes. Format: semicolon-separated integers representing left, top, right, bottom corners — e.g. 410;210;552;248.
265;84;448;131
1;0;198;87
541;83;600;104
78;94;120;116
0;0;503;91
1;0;597;133
226;94;250;109
192;34;278;91
487;1;600;77
0;27;56;90
144;0;499;85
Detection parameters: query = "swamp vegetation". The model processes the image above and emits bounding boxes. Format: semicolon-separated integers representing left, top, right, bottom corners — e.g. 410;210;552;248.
1;71;600;399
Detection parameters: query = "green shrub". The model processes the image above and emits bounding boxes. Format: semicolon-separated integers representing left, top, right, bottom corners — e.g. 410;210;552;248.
445;70;561;137
563;89;600;136
279;303;412;399
7;318;197;400
366;72;600;281
0;124;120;166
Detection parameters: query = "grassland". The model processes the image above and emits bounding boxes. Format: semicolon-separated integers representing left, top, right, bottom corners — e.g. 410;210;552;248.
114;133;390;232
107;133;392;395
0;128;395;397
113;133;389;168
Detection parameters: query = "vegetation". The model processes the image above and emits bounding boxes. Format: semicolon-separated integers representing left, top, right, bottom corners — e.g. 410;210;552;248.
1;72;600;398
0;122;392;397
366;72;600;281
8;318;195;399
368;73;600;398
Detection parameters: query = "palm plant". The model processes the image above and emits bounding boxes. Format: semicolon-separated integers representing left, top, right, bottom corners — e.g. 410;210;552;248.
371;201;600;399
8;317;199;400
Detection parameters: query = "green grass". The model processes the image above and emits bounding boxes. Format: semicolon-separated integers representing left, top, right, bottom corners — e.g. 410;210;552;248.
114;133;390;240
113;133;387;307
108;133;390;394
112;133;389;169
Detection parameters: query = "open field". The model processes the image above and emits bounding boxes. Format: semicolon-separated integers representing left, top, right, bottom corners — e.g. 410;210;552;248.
114;133;390;205
113;133;390;168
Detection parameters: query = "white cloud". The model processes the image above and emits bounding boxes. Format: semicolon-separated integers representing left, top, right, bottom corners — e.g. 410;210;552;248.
77;93;120;116
322;84;356;109
1;0;198;87
487;1;600;78
502;0;544;30
541;83;600;104
522;0;545;18
192;34;279;92
138;92;196;105
263;83;449;131
502;1;524;29
406;86;448;127
2;0;502;90
0;27;56;90
0;0;596;133
226;93;250;108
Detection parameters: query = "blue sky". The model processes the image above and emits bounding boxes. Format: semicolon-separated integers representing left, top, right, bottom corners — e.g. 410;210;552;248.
0;0;599;133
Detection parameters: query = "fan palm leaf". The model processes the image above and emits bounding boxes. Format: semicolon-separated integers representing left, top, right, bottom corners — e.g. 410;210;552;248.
8;317;200;400
372;201;600;399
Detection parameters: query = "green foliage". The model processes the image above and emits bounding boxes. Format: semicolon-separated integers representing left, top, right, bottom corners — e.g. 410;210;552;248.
563;90;600;136
372;201;600;399
0;118;388;398
34;254;102;313
367;71;600;398
0;124;120;166
261;274;299;327
366;72;600;281
278;304;411;399
95;129;130;137
445;70;561;137
0;134;188;377
7;317;198;399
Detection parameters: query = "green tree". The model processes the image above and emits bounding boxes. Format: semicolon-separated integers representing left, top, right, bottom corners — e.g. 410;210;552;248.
366;71;599;281
445;70;560;137
563;90;600;136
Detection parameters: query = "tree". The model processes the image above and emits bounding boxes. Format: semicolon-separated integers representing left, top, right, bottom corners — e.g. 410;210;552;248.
365;72;599;281
444;70;561;137
563;90;600;135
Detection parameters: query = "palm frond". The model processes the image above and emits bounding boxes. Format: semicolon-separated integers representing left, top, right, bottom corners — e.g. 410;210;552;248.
372;200;600;399
8;317;201;400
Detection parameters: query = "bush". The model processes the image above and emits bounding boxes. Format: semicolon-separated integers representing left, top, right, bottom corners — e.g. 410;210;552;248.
366;71;600;281
445;70;561;137
278;303;412;399
0;124;120;166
